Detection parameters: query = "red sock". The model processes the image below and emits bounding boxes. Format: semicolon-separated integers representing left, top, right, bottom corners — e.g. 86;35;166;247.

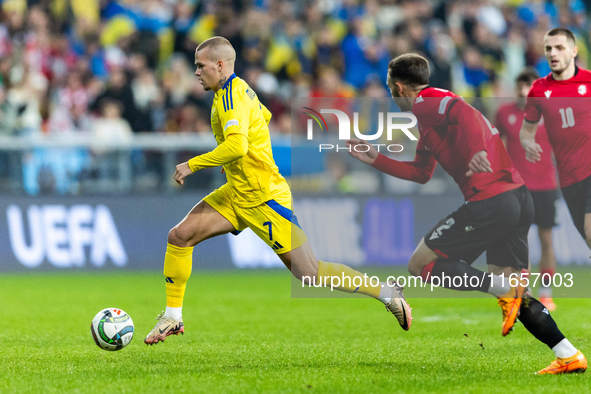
540;268;555;277
420;261;436;283
540;268;555;290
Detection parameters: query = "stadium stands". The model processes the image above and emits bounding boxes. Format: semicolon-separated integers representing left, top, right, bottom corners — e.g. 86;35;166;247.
1;0;589;194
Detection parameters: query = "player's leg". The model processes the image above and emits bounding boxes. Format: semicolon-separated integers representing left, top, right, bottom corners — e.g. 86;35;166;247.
238;198;412;330
537;227;556;308
487;190;587;373
585;212;591;250
145;186;240;345
483;185;534;336
239;196;385;299
521;293;586;374
537;226;556;285
278;241;390;302
408;191;524;296
279;241;383;298
582;175;591;249
164;200;236;308
561;175;591;249
278;240;412;331
543;178;591;374
409;238;513;295
487;264;586;374
531;190;559;310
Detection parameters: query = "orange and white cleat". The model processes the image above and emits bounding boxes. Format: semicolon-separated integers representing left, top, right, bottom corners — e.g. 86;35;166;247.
497;272;528;336
144;311;184;345
385;279;412;331
537;350;587;375
539;297;557;312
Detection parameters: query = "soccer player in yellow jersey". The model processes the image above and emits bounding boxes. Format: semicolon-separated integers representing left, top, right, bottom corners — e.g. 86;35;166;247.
144;36;412;345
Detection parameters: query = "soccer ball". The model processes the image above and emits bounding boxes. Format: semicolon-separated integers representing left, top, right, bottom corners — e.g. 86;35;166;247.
90;308;134;351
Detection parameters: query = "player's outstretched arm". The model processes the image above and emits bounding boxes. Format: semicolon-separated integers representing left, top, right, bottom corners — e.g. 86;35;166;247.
346;139;437;184
346;138;379;165
174;133;248;185
519;119;542;163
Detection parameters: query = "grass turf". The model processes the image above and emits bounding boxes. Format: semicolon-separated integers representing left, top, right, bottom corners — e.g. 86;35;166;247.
0;270;589;393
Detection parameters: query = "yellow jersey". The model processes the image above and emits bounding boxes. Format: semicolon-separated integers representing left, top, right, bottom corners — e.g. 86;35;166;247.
189;73;290;208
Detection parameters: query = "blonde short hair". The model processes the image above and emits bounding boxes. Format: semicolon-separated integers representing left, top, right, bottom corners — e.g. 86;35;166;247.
196;36;236;63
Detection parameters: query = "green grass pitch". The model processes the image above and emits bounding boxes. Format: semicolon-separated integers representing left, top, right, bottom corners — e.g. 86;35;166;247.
0;270;589;393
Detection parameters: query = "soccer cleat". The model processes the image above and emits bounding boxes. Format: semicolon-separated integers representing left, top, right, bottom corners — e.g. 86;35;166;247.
144;311;184;345
385;279;412;331
537;350;587;375
539;297;557;312
497;272;528;337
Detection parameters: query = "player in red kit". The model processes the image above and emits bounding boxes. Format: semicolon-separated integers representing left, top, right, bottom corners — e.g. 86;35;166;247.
496;68;559;312
348;53;586;374
521;28;591;253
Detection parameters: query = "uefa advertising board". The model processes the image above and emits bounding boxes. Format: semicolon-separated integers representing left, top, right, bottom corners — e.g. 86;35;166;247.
0;194;587;273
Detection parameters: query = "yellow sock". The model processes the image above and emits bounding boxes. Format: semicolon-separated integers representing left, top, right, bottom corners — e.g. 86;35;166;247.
164;243;193;308
317;260;380;298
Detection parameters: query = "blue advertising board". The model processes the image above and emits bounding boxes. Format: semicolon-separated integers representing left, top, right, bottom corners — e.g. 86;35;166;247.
0;194;588;272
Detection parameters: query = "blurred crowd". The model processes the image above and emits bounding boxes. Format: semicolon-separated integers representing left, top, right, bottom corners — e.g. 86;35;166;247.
1;0;590;195
1;0;590;137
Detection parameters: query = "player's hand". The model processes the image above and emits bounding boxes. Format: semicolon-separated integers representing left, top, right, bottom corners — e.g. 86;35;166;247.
345;139;378;165
174;162;193;185
466;150;492;177
524;141;543;163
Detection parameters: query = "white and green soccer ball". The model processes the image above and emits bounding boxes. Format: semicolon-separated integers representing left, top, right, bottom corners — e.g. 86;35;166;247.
91;308;134;351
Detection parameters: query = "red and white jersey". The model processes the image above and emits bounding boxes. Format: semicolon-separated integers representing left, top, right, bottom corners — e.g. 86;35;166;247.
524;67;591;188
412;87;523;201
496;103;557;191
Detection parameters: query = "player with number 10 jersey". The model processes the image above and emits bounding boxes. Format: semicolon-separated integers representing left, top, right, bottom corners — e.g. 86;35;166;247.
524;67;591;188
521;27;591;246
